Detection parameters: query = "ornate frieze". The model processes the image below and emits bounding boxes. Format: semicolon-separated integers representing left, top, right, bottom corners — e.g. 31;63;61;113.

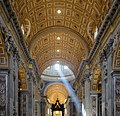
0;75;6;116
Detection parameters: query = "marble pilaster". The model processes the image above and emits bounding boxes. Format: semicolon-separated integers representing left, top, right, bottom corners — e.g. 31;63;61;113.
0;71;8;116
99;37;115;116
82;69;92;116
90;92;99;116
34;100;40;116
111;70;120;116
27;70;34;116
18;91;28;116
69;98;74;116
0;27;20;116
40;97;46;116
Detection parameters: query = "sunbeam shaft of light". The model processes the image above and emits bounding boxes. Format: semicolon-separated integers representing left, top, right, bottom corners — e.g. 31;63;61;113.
57;70;83;116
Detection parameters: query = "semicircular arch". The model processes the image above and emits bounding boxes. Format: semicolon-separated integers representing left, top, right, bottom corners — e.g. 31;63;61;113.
45;83;69;104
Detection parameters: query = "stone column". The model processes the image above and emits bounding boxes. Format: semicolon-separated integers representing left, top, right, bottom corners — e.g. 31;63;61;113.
68;96;80;116
1;28;20;116
40;97;46;116
99;59;107;116
19;91;28;116
64;103;68;116
82;69;92;116
69;98;74;116
99;38;115;116
85;78;91;116
0;70;8;116
0;25;8;116
34;100;40;116
13;57;19;116
27;70;34;116
81;79;85;116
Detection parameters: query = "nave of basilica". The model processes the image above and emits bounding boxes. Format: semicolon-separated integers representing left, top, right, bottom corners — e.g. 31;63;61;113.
0;0;120;116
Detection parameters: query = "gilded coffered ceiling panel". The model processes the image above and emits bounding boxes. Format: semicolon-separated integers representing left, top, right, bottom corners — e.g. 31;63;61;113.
12;0;111;48
45;84;69;104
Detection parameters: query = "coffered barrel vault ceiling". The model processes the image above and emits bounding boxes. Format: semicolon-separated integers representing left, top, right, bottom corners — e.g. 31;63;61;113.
11;0;111;75
30;30;87;75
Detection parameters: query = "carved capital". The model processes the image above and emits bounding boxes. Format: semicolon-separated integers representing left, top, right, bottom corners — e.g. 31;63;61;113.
99;38;114;64
81;69;91;86
84;69;91;79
